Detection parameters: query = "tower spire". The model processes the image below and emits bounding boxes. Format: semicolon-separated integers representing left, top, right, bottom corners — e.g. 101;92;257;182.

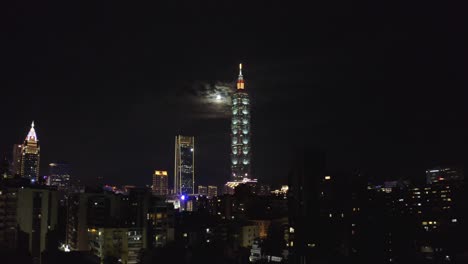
237;63;245;90
26;121;37;141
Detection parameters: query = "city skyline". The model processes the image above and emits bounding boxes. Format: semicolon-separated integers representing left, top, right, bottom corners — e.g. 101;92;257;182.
1;1;467;188
1;1;467;263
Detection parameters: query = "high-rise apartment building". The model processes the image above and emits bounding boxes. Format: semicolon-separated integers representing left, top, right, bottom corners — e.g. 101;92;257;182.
88;227;144;264
66;192;122;251
152;170;168;196
0;186;58;262
0;187;19;250
48;162;71;191
231;64;251;181
174;136;195;195
147;197;175;248
20;122;40;181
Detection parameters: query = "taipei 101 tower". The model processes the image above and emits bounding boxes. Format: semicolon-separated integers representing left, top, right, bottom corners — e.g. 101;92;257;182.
231;64;251;181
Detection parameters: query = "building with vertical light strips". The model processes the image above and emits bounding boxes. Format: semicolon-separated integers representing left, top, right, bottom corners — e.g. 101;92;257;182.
174;136;195;195
231;64;251;181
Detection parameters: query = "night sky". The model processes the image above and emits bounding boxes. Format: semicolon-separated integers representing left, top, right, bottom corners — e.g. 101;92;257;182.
1;1;467;187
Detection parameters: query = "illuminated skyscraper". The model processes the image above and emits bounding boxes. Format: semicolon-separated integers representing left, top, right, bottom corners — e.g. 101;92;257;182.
20;121;40;181
174;136;195;195
231;63;251;181
153;170;169;196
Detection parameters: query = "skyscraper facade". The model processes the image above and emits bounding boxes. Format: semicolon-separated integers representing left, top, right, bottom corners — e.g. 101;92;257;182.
48;162;71;191
153;170;168;196
174;136;195;195
231;64;251;181
20;121;40;181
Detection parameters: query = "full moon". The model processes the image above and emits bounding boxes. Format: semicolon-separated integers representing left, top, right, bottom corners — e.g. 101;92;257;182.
216;94;222;101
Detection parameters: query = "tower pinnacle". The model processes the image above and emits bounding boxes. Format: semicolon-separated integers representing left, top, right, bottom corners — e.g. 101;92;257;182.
26;121;37;141
237;63;244;90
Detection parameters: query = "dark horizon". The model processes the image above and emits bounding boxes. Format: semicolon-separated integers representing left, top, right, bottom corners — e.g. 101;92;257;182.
1;0;467;188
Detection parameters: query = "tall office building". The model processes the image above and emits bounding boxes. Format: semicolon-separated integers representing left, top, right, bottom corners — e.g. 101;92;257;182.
174;136;195;195
48;162;71;191
152;170;169;196
11;144;23;176
231;63;251;181
20;121;40;181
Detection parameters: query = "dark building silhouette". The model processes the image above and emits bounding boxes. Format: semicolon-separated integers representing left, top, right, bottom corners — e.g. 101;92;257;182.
11;144;23;177
287;149;326;263
0;156;9;179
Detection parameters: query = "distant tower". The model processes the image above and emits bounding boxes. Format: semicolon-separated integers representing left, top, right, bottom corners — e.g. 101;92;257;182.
231;63;251;181
207;185;218;197
198;185;208;195
20;121;40;181
174;136;195;195
48;162;71;191
152;170;169;196
11;144;23;176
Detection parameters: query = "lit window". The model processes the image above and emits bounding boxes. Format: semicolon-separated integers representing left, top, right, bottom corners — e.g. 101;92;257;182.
324;176;331;180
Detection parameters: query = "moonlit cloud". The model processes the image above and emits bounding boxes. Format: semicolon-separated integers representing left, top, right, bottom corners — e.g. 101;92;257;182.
164;81;235;119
